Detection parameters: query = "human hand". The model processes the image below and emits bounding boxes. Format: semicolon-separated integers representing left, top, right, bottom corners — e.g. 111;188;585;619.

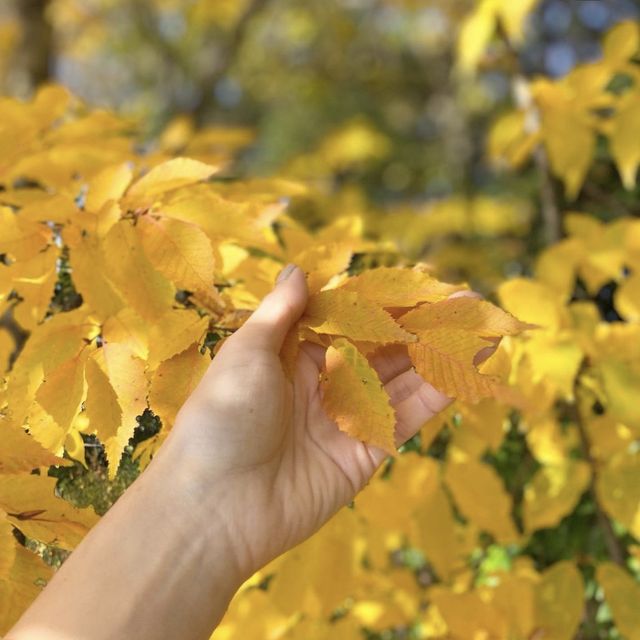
162;265;485;581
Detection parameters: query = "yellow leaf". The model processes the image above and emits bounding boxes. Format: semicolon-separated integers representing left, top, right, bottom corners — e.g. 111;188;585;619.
597;450;640;538
268;508;362;618
24;403;66;456
149;344;210;429
0;519;16;586
610;93;640;189
445;457;518;543
616;272;640;320
0;330;12;372
293;243;353;295
602;20;640;65
399;296;535;337
408;330;501;404
541;107;594;199
412;466;458;581
340;267;463;307
35;350;87;432
498;278;563;330
65;224;125;320
84;354;122;442
85;162;132;212
597;562;640;640
497;0;539;42
102;220;175;322
523;460;590;533
10;248;59;331
0;420;66;474
18;193;78;224
456;1;496;73
488;110;539;168
0;207;50;261
0;537;53;636
137;215;215;293
429;586;509;639
0;474;98;549
534;561;583;640
126;157;218;204
147;309;209;370
303;289;415;344
97;343;148;478
101;307;149;360
321;338;396;454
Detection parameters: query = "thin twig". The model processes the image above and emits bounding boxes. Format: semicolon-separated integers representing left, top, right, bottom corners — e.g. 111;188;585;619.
573;359;627;566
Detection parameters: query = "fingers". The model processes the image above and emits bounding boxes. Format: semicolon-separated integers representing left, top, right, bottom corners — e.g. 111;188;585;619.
384;368;451;445
230;264;309;353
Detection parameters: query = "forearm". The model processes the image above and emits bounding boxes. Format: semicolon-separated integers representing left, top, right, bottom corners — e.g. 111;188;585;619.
6;436;246;640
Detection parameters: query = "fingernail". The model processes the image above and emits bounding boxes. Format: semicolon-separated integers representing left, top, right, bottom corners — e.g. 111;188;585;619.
276;263;297;285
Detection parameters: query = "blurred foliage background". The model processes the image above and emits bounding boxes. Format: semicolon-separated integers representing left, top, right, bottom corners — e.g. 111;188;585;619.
1;0;638;278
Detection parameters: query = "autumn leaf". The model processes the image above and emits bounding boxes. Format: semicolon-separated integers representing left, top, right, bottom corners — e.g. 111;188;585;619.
339;267;463;307
149;344;210;428
408;329;501;404
302;289;415;344
398;296;537;337
137;214;215;293
125;157;218;205
321;338;396;454
0;420;67;474
0;475;98;549
597;563;640;640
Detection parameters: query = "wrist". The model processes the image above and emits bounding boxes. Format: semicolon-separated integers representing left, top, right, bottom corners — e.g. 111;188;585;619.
148;423;267;582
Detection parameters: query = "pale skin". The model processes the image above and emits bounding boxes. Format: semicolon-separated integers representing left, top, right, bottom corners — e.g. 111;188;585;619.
7;265;490;640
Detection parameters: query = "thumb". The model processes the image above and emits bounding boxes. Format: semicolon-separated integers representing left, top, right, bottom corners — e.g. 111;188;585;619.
234;264;308;352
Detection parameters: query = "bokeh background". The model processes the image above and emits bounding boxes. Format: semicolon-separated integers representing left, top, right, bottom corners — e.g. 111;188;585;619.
2;0;638;283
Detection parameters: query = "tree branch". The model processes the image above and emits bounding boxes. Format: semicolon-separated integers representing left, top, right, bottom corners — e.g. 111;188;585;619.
193;0;273;123
573;360;627;566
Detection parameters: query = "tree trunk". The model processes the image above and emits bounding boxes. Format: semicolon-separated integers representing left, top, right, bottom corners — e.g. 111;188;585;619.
15;0;54;90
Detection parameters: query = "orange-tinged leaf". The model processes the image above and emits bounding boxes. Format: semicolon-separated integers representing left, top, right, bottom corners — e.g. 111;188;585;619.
408;329;501;403
303;289;415;344
597;563;640;640
137;215;215;293
0;474;98;549
321;338;396;454
340;267;463;307
126;157;217;203
149;344;210;429
399;297;536;337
